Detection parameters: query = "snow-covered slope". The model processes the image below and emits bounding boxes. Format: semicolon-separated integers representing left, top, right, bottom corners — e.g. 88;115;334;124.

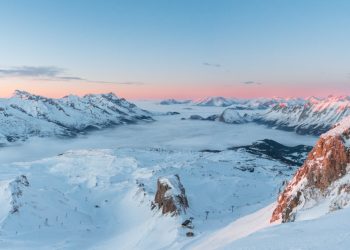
270;115;350;223
0;90;152;143
225;206;350;250
257;96;350;135
196;203;350;249
190;203;277;250
0;142;298;249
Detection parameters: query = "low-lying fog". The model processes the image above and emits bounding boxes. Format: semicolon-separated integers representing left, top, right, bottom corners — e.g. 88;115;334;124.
0;101;318;165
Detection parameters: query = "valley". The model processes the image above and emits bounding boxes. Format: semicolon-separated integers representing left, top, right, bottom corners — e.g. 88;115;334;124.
3;1;349;249
0;95;349;249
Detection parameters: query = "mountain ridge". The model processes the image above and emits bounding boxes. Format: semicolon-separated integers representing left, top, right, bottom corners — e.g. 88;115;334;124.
0;90;152;144
256;95;350;135
270;115;350;223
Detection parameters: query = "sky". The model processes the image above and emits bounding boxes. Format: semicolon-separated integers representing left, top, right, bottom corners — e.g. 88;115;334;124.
1;0;350;99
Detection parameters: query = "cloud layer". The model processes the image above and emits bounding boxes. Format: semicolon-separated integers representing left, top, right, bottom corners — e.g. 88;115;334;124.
0;66;62;77
203;62;222;68
0;66;143;85
242;81;262;85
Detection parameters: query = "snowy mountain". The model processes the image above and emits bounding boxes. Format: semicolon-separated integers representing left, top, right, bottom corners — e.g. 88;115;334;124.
233;97;305;110
159;99;191;105
270;115;350;223
193;96;305;110
257;95;350;135
218;108;248;124
194;96;239;107
2;93;350;249
0;90;152;144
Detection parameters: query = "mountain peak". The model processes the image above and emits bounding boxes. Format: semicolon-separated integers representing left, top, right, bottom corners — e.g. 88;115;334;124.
82;92;119;100
194;96;237;107
0;91;152;144
12;90;33;99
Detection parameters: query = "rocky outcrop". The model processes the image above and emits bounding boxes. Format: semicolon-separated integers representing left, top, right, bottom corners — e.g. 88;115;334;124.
154;175;189;215
188;114;218;121
271;118;350;223
9;175;30;214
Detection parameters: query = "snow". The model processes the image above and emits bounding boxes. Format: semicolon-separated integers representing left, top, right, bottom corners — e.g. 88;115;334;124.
321;115;350;138
0;101;317;165
0;90;151;143
0;99;308;249
194;97;238;107
226;206;350;250
193;96;305;109
219;108;247;124
0;145;294;249
189;203;277;250
260;95;350;135
0;97;348;249
158;176;183;198
0;180;12;223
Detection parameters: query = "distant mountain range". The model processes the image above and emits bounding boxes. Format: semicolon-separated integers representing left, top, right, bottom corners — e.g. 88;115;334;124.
255;95;350;135
194;96;238;107
159;99;191;105
0;90;152;144
3;92;350;144
160;96;305;109
171;95;350;136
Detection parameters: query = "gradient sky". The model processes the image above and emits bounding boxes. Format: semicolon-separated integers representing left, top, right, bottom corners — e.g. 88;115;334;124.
1;0;350;99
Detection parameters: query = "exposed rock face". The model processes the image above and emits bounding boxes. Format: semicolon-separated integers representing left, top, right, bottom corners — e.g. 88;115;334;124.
15;175;30;187
154;175;189;215
9;175;30;214
305;135;350;190
271;120;350;223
